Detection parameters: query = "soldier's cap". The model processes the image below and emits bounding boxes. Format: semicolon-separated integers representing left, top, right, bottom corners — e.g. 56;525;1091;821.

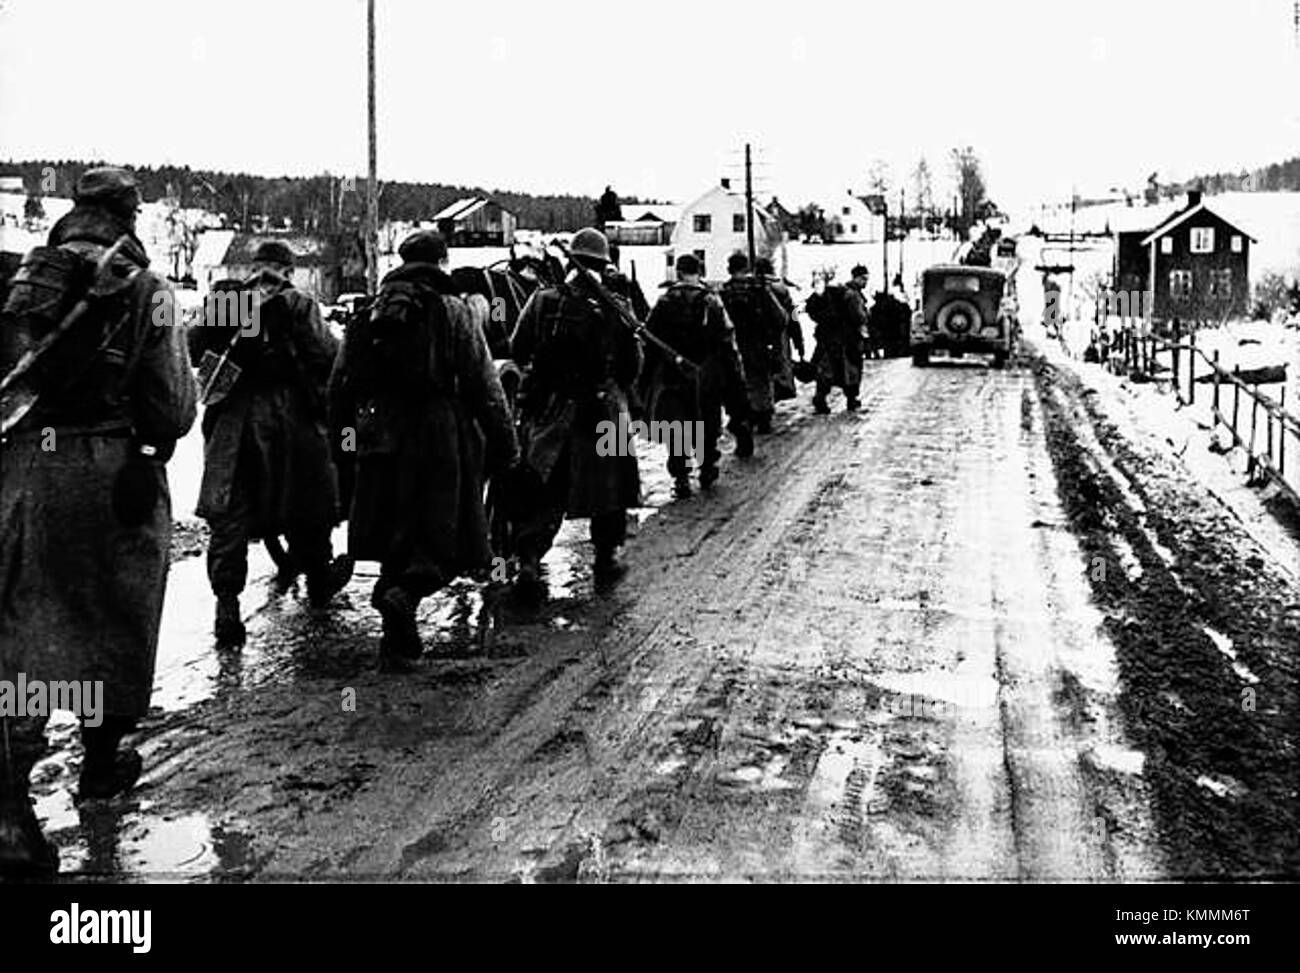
850;264;870;278
252;240;296;268
73;167;141;212
727;252;749;274
675;253;702;276
754;257;774;275
398;229;448;265
569;227;610;265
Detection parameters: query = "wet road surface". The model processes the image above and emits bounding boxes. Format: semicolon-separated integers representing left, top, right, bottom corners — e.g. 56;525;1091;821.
28;346;1299;881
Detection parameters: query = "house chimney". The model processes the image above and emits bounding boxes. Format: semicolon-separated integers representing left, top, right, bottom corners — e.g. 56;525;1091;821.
1187;188;1202;208
721;177;731;190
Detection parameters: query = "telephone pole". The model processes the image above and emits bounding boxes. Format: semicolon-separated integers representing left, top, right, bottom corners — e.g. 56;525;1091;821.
898;186;905;285
744;142;756;269
365;0;379;295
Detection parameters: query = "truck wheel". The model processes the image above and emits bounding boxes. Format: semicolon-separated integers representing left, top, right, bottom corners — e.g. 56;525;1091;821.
911;348;930;367
991;350;1008;369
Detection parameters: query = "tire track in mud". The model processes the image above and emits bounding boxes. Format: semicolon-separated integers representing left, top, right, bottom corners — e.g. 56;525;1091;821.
1031;351;1300;877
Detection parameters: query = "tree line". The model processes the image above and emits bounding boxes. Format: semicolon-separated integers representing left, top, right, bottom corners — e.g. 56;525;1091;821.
0;159;603;233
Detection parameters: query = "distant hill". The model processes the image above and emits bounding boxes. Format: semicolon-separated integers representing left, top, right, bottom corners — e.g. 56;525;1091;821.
0;159;601;233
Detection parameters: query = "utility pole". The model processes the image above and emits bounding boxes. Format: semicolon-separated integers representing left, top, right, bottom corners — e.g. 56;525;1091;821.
882;196;889;288
365;0;379;295
898;186;905;286
744;142;756;270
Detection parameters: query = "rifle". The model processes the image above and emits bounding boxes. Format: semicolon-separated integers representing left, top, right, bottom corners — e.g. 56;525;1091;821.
554;241;698;375
1;235;138;437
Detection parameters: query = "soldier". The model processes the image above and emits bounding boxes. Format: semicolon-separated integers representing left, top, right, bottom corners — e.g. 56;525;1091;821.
640;253;747;498
329;231;520;672
807;265;869;413
0;167;197;878
509;228;642;599
192;240;353;645
719;252;782;434
754;256;803;403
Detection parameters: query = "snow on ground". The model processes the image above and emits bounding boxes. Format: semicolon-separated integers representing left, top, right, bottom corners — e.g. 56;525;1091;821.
1034;323;1300;584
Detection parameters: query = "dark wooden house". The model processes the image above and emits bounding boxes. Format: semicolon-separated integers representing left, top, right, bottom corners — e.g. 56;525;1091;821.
433;197;517;247
1114;190;1255;323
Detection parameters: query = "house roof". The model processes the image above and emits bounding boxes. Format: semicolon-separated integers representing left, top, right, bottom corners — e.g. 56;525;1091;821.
433;196;513;222
1140;200;1258;246
217;233;339;267
622;203;679;224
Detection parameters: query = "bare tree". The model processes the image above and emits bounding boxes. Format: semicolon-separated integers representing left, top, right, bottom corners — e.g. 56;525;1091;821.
950;146;987;240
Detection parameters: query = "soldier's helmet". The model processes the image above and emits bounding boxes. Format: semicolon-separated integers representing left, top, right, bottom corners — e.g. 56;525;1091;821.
73;167;141;218
570;227;610;264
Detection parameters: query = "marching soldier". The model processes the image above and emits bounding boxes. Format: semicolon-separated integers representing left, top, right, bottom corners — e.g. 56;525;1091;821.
719;253;781;434
640;253;747;498
192;240;353;644
329;231;520;672
1;167;197;878
809;265;869;413
509;228;642;600
754;256;803;403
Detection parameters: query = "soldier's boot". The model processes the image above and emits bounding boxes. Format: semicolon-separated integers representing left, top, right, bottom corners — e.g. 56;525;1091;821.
732;423;754;458
699;465;720;491
0;724;58;880
0;798;58;880
672;474;692;499
845;397;861;412
593;546;627;586
513;553;547;606
754;410;774;434
812;394;830;415
214;594;245;645
375;585;422;672
77;720;143;803
308;555;355;609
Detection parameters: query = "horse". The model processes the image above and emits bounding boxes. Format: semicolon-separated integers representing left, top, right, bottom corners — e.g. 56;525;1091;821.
448;246;564;359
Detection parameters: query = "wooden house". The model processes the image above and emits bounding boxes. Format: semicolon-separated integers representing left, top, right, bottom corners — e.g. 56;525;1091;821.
1114;190;1255;323
433;197;517;247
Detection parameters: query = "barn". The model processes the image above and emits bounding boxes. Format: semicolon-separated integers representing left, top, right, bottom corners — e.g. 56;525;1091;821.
1114;190;1255;323
433;197;517;247
203;232;345;304
604;204;678;246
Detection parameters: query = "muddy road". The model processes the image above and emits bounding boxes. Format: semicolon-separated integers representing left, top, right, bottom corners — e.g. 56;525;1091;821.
30;346;1299;881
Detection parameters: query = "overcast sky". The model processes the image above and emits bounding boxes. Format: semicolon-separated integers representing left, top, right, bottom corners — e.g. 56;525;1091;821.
2;0;1298;214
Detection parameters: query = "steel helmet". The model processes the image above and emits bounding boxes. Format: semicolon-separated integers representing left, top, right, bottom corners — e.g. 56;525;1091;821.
570;227;611;264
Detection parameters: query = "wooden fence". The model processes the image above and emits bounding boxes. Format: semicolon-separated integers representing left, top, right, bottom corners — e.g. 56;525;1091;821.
1104;320;1299;507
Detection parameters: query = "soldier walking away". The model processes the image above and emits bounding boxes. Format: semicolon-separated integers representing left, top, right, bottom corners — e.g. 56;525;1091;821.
0;167;197;879
192;240;353;645
640;253;746;498
754;256;803;403
329;231;520;672
719;253;781;435
509;227;642;601
806;265;869;413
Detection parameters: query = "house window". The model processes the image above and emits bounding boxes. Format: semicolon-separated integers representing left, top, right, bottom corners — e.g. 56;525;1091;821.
1190;227;1215;253
732;213;745;233
851;224;858;233
842;206;851;216
1207;269;1232;300
1169;269;1193;301
693;214;712;233
1231;234;1243;253
1160;237;1173;254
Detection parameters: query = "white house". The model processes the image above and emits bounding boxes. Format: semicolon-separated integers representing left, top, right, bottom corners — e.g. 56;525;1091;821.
668;180;785;281
825;191;885;243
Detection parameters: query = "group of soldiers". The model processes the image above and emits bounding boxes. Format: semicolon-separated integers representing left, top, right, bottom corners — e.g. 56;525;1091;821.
0;166;883;879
